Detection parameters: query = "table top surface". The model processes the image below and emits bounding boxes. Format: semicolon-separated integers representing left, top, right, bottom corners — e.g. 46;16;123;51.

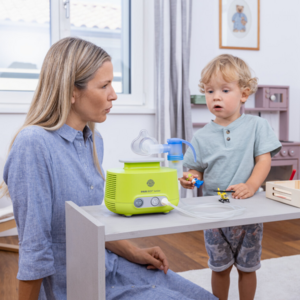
82;192;300;241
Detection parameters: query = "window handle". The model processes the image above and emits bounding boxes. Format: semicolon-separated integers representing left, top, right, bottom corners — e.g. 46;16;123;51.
63;0;70;19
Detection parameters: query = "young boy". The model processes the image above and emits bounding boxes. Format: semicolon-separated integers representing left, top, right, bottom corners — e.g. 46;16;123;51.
180;54;281;300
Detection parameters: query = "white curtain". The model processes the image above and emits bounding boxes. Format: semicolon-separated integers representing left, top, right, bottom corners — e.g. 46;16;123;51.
155;0;193;197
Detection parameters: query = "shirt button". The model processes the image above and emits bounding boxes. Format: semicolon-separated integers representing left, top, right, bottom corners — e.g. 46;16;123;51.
131;286;135;288
90;186;94;190
152;285;156;288
79;143;82;146
226;130;230;134
111;286;114;289
227;137;230;141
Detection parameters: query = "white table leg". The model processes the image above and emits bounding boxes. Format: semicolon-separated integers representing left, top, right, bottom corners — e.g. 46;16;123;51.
66;202;106;300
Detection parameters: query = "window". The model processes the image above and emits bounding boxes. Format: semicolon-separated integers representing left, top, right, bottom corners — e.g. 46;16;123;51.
70;0;131;94
0;0;149;110
0;0;50;91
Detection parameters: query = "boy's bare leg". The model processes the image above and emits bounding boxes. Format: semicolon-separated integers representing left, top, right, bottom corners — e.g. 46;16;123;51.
237;269;257;300
211;265;233;300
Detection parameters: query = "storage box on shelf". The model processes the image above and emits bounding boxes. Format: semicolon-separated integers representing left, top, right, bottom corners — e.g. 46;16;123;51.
266;180;300;208
191;94;206;105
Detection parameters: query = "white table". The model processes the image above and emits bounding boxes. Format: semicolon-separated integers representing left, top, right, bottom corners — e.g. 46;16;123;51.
65;192;300;300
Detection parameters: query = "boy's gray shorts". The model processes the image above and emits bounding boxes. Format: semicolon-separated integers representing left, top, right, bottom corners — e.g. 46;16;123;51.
204;223;263;272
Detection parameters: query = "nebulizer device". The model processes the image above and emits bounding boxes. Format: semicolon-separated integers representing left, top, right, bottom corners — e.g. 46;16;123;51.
131;130;204;188
130;130;246;221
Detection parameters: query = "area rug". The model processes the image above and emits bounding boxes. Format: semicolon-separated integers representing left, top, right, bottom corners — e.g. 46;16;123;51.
178;255;300;300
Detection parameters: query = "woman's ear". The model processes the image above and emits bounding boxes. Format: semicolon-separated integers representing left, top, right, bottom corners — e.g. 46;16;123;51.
71;88;77;104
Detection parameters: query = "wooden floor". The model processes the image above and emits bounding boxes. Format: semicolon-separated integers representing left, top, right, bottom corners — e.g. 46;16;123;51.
2;219;300;299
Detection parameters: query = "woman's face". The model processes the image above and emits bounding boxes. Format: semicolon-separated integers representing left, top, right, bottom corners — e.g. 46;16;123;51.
71;61;117;127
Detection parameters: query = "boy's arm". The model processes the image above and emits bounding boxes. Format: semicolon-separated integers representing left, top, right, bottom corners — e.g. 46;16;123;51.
179;169;203;189
227;152;271;199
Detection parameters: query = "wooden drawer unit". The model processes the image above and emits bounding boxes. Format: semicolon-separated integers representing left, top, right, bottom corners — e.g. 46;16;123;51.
261;143;300;190
255;85;289;110
273;144;299;159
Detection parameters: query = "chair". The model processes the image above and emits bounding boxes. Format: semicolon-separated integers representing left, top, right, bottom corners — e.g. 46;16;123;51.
0;206;19;252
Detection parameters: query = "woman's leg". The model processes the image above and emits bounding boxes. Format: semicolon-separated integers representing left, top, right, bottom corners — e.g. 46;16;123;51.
211;265;233;300
237;270;256;300
105;249;217;300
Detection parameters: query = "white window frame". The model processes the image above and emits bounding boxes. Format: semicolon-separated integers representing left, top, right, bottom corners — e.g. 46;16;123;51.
0;0;155;115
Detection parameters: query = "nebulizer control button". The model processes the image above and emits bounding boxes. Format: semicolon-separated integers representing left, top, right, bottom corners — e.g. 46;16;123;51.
151;197;160;206
134;199;143;208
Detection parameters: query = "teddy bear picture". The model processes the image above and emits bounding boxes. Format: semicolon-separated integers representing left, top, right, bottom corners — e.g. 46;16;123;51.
232;5;248;32
220;0;260;50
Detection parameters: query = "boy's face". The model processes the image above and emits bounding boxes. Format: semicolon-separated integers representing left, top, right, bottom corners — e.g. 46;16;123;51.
204;73;248;125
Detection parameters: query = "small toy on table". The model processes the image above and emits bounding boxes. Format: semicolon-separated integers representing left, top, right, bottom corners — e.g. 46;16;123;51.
213;188;236;203
186;174;204;188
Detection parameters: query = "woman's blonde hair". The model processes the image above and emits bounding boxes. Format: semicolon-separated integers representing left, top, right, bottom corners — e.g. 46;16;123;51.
199;54;258;95
0;37;111;198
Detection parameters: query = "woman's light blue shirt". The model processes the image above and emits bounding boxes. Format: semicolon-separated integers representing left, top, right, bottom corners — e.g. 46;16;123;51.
3;124;217;300
4;124;105;299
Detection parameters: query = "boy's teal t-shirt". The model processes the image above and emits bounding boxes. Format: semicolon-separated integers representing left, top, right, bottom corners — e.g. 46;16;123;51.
183;114;282;196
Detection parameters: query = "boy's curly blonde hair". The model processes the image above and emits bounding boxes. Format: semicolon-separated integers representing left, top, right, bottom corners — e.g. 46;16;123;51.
199;54;258;95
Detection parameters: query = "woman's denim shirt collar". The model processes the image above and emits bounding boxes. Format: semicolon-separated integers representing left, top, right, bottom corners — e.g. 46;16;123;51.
56;124;93;143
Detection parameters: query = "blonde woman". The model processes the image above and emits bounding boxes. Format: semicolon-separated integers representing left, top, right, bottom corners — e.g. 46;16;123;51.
1;38;216;300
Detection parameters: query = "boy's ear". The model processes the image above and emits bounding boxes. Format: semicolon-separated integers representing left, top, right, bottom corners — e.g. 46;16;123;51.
241;87;250;104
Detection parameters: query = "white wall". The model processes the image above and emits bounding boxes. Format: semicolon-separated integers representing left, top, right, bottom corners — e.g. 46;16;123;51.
97;114;155;171
189;0;300;142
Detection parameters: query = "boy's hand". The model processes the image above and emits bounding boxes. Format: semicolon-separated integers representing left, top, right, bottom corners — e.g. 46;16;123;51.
179;172;199;189
226;183;255;199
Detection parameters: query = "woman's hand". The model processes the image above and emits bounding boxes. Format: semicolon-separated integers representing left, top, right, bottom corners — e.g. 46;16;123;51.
105;241;169;274
227;183;255;199
131;246;169;274
179;172;199;189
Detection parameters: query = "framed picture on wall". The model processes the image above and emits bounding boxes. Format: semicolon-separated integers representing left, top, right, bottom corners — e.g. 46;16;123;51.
219;0;260;50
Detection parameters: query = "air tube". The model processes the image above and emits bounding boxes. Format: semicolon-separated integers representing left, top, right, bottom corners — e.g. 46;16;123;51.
160;198;245;221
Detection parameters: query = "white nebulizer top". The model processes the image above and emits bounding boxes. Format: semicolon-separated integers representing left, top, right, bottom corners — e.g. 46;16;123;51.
131;129;165;156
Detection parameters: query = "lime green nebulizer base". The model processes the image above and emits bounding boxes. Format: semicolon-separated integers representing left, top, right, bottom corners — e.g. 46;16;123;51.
104;159;179;217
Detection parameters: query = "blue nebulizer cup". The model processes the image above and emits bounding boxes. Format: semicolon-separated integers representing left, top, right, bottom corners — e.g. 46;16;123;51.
131;130;204;188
